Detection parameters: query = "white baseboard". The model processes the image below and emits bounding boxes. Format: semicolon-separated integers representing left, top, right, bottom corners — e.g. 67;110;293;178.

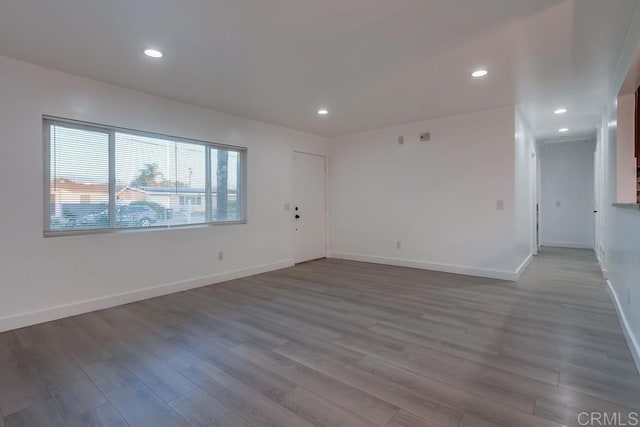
595;250;609;279
606;280;640;375
540;241;594;249
0;259;294;333
329;252;521;281
514;254;533;280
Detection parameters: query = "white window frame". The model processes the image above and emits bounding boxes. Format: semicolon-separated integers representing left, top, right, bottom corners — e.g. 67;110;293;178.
43;116;247;237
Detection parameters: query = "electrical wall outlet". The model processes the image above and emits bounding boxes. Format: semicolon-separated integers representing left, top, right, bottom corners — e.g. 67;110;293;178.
218;251;224;261
420;132;431;142
396;241;402;250
398;136;404;145
496;200;504;210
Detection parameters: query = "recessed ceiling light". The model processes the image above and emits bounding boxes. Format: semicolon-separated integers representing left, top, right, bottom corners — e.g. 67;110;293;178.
317;109;329;116
144;48;163;58
554;108;567;115
558;128;569;133
471;69;488;78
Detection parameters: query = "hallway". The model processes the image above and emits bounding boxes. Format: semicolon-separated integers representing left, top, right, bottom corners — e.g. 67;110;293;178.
0;248;638;426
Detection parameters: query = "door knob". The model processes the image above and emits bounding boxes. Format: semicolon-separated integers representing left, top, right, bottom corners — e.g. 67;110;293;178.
295;215;300;219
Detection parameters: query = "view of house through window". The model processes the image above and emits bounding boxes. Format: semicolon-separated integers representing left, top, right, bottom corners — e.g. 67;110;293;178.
45;118;245;235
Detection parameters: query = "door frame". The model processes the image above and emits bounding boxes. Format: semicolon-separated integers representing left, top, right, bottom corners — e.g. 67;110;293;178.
291;151;328;264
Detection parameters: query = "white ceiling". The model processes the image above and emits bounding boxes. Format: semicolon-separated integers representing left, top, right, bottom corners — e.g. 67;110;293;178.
0;0;637;139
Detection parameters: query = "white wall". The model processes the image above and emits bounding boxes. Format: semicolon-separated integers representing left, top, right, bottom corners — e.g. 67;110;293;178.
539;140;596;249
598;95;640;372
329;106;529;280
0;54;329;332
601;98;640;371
595;3;640;371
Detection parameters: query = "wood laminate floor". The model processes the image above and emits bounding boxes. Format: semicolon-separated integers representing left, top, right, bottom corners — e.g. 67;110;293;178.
1;247;639;427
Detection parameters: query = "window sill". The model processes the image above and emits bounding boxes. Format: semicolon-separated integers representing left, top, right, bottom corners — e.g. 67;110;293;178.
44;220;248;238
612;203;640;211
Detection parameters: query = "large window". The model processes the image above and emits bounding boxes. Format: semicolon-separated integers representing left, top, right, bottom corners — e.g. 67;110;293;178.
44;117;246;236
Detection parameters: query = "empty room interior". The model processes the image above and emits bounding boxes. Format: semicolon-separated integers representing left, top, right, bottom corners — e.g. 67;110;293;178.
2;1;640;426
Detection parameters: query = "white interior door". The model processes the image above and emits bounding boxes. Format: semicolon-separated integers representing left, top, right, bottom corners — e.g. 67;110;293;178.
594;145;601;259
293;152;326;263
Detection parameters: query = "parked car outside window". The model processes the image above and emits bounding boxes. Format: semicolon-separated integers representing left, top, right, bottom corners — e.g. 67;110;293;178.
79;205;158;228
